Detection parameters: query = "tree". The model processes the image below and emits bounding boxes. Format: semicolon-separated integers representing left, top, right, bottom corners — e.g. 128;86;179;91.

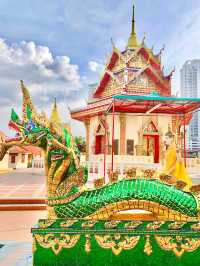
75;136;86;153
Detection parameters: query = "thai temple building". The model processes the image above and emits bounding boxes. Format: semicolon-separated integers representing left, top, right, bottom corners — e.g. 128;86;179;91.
70;6;197;180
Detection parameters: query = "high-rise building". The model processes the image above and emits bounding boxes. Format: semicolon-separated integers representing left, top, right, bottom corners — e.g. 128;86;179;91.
180;60;200;151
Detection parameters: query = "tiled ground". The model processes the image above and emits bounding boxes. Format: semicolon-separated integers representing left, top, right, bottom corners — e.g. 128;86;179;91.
0;168;46;199
0;210;47;241
0;170;46;265
0;210;46;266
0;184;46;199
0;241;32;266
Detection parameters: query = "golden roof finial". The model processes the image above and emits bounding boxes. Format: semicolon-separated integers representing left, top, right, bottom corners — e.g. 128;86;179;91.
50;97;61;126
127;3;138;48
111;38;115;48
142;33;146;46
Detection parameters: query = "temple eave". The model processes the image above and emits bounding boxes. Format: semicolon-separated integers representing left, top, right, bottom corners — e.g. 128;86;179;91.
70;104;110;121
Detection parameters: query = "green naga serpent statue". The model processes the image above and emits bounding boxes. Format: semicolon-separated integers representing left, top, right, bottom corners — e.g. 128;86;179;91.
0;81;200;221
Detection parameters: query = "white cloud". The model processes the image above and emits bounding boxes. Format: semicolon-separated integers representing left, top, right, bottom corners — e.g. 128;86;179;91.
115;38;126;51
88;60;104;73
0;38;81;86
0;39;53;66
0;38;87;136
0;38;83;104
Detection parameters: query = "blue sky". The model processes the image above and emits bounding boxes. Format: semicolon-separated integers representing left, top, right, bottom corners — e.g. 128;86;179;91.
0;0;200;136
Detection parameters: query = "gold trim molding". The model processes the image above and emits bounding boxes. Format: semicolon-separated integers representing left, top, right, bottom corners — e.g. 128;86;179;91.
34;234;80;255
94;234;140;255
155;235;200;257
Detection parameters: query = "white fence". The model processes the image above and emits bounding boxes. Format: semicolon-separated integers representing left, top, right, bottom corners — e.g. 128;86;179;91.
186;158;200;167
31;155;200;181
84;154;155;182
32;158;45;168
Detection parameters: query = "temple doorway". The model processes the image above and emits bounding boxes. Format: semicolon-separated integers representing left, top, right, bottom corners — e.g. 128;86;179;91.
95;135;105;154
143;134;159;163
94;121;106;155
143;121;160;163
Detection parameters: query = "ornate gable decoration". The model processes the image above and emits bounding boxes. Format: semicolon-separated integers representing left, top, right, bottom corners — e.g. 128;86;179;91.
92;5;173;100
94;47;170;98
96;123;105;136
143;121;158;134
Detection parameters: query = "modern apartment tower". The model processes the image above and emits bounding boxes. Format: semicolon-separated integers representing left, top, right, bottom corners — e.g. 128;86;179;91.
180;60;200;151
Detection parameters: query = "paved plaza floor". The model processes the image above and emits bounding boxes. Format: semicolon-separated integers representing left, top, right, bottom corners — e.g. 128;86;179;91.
0;241;32;266
0;168;46;199
0;210;46;266
0;169;46;265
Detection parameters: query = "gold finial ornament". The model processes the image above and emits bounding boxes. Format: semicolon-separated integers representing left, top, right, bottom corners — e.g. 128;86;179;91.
141;33;146;45
111;38;115;48
127;3;138;48
50;98;62;126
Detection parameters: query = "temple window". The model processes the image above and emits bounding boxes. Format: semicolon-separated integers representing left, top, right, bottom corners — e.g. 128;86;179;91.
114;139;119;155
126;139;134;155
10;154;16;163
21;153;25;163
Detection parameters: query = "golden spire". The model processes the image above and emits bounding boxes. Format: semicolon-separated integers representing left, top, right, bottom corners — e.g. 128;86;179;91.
127;3;138;48
50;98;61;126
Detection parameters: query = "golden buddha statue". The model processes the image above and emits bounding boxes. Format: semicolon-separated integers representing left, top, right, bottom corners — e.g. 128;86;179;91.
160;129;192;191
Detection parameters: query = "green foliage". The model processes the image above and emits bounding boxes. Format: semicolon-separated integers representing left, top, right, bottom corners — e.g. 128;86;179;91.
27;161;32;168
75;136;86;153
83;166;88;183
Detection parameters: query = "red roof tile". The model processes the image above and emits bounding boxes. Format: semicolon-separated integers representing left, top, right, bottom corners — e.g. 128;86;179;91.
9;146;27;154
9;145;42;155
23;146;42;156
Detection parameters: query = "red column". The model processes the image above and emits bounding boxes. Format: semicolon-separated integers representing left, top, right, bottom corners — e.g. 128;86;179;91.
147;136;149;156
119;113;126;155
111;100;115;173
84;120;90;161
103;114;107;181
183;117;187;167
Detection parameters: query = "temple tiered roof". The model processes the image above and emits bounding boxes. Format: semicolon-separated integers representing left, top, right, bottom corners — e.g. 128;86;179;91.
90;4;173;100
71;5;182;121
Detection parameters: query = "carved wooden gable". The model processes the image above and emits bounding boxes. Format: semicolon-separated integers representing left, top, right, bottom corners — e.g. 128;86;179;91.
94;47;167;99
143;121;158;134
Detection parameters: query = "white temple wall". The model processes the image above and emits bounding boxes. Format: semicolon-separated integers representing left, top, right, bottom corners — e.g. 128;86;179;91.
157;115;172;136
126;115;141;144
88;116;98;156
88;113;173;159
106;114;120;142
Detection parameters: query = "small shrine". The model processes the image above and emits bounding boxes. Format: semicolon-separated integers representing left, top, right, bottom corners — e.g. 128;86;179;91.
70;6;198;181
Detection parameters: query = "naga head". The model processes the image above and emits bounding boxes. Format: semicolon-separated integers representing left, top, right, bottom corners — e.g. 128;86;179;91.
0;81;80;165
7;80;51;149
